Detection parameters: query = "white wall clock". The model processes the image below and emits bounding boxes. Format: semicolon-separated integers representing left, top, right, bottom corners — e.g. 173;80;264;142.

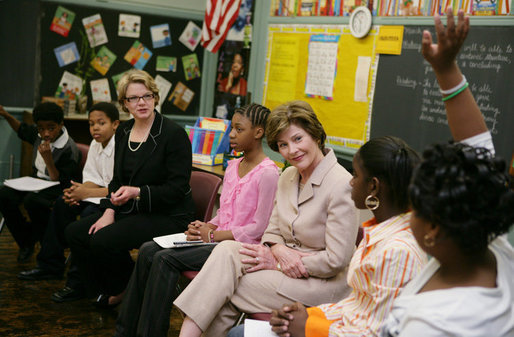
349;6;372;39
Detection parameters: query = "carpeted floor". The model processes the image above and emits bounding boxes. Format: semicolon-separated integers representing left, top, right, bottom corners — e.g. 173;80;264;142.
0;223;183;337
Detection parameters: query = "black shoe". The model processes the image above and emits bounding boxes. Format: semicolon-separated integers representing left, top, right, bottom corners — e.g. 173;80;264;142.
51;286;85;303
93;294;120;309
18;268;63;281
17;246;34;263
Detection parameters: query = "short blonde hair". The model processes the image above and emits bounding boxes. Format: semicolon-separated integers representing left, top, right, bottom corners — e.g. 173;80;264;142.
117;69;160;113
266;100;326;152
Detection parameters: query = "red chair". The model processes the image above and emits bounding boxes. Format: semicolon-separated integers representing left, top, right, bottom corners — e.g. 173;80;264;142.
189;170;222;222
76;143;90;172
176;171;222;287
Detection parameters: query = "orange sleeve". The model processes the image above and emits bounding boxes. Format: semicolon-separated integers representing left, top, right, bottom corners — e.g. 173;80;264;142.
305;307;334;337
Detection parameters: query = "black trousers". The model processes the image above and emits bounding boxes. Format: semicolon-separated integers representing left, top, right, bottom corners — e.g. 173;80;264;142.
65;211;193;298
36;196;100;289
114;241;215;337
0;185;61;249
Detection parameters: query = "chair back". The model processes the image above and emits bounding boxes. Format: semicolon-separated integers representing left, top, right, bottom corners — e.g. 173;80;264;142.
189;170;222;222
76;143;90;172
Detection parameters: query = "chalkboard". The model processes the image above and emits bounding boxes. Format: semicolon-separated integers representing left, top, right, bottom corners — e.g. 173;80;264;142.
371;25;514;162
0;0;39;107
39;2;203;116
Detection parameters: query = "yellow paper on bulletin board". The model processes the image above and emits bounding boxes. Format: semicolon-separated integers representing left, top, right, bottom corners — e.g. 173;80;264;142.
263;25;379;150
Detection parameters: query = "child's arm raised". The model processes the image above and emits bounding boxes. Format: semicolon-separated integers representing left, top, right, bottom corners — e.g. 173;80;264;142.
0;105;21;133
422;9;488;141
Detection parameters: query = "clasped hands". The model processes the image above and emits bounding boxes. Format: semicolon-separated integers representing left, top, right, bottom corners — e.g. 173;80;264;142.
185;220;216;242
239;243;312;278
270;302;308;337
63;180;87;206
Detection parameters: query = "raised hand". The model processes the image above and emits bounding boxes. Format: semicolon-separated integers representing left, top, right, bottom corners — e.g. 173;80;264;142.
422;9;469;72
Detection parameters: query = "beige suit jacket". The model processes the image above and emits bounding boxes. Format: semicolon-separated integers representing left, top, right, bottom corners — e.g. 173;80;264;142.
261;148;358;306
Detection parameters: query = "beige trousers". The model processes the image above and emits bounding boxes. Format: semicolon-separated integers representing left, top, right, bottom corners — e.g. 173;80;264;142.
174;241;301;337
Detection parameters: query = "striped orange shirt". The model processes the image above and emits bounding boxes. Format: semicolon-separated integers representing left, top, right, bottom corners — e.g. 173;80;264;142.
306;212;427;337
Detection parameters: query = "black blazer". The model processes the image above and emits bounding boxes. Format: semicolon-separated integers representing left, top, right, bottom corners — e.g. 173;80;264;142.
102;111;195;216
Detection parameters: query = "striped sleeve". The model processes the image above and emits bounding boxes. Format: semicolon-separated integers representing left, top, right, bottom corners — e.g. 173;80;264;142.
322;242;425;337
201;0;242;53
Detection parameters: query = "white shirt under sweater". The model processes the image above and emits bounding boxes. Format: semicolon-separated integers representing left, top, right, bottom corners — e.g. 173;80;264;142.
81;137;114;187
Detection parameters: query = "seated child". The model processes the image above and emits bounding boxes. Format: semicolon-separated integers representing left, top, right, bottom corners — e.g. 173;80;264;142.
17;102;120;304
114;103;279;337
0;102;80;262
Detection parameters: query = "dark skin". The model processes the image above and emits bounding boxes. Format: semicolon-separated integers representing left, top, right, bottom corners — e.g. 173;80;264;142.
270;8;487;337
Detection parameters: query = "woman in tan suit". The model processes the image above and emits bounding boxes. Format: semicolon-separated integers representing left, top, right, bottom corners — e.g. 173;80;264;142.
174;101;358;337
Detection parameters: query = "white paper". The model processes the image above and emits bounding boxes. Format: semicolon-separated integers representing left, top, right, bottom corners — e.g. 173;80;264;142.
4;177;60;192
354;56;371;102
179;21;202;51
154;75;172;107
153;232;217;249
244;319;278;337
83;197;103;205
305;40;338;98
90;78;111;102
118;14;141;38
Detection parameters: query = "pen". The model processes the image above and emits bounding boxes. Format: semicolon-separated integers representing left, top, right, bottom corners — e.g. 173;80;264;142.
173;240;203;245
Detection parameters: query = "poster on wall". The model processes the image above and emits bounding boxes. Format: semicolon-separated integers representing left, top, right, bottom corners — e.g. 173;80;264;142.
50;6;75;37
124;40;152;69
55;71;83;100
182;54;201;80
91;46;117;75
82;14;109;47
213;41;249;119
179;21;202;51
118;14;141;38
54;42;80;67
151;23;172;48
225;0;253;42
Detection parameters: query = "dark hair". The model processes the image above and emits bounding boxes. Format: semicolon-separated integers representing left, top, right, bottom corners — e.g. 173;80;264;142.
409;143;514;254
234;103;271;134
89;102;120;122
33;102;64;124
357;136;420;211
266;100;326;152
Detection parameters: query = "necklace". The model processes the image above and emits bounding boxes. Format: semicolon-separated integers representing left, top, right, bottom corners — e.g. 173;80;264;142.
127;120;152;152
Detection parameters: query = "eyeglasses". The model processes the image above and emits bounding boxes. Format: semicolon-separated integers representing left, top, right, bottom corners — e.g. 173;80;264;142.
125;94;155;104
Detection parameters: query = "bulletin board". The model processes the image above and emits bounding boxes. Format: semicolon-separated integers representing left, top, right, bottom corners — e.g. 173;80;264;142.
263;24;379;150
39;2;203;116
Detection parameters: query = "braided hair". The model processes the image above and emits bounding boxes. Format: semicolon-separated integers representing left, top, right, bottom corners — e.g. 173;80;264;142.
409;143;514;254
234;103;271;135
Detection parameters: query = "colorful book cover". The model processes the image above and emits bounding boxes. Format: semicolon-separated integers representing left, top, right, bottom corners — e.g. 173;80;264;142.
168;82;195;112
154;75;172;108
54;42;80;67
150;23;172;49
202;131;212;154
90;78;111;102
182;54;201;80
82;14;108;48
198;131;206;153
156;56;177;72
55;71;82;100
124;41;152;70
400;0;421;14
118;14;141;38
179;21;202;51
112;71;129;93
91;46;117;75
50;6;75;37
472;0;496;14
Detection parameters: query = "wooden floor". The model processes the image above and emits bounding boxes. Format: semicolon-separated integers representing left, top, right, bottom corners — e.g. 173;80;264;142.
0;225;183;337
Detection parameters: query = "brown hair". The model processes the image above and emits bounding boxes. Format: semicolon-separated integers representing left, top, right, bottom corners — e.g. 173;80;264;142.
117;69;160;113
266;100;326;152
